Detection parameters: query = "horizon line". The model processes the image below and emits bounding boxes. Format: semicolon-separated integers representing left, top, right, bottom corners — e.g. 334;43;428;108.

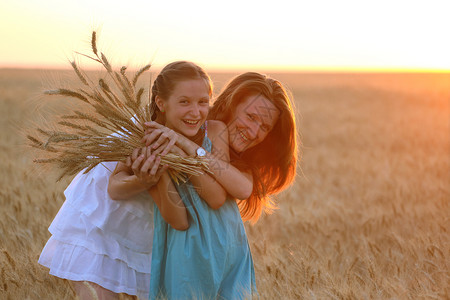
1;64;449;74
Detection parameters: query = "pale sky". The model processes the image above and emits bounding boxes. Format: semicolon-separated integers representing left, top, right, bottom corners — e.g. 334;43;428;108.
1;0;449;71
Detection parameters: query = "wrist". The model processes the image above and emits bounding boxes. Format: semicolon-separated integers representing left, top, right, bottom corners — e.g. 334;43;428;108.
139;179;156;191
175;134;188;149
160;172;171;183
195;146;207;158
177;140;197;157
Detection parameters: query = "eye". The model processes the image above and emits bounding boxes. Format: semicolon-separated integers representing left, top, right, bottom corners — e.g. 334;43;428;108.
199;98;209;105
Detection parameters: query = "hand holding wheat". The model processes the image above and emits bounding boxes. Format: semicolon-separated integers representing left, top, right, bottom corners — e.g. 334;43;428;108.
27;31;210;182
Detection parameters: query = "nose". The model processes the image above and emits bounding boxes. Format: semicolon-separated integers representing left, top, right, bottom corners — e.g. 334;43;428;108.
190;104;200;117
246;121;260;140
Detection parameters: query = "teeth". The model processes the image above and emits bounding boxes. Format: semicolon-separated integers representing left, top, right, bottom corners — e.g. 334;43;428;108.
184;120;199;125
239;130;249;141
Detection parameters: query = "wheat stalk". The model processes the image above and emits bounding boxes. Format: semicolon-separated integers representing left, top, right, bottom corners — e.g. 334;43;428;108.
28;31;209;182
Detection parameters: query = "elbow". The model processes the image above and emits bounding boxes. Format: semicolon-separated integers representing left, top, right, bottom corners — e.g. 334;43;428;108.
163;210;189;230
107;184;121;201
170;220;189;231
107;182;129;201
235;186;253;201
209;192;227;210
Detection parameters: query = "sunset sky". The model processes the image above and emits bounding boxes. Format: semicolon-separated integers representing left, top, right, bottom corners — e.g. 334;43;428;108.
1;0;449;72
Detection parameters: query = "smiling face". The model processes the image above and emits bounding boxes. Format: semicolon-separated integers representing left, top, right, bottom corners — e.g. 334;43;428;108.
156;79;210;137
227;93;280;153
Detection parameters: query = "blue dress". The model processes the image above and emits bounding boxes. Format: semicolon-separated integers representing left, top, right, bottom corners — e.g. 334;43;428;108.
149;134;257;300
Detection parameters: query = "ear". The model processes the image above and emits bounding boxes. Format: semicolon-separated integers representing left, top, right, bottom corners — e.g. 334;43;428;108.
155;96;165;112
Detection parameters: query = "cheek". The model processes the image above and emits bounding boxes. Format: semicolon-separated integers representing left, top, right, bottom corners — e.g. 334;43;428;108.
200;107;209;116
172;107;187;116
231;114;244;128
167;109;180;118
227;120;238;134
258;132;269;142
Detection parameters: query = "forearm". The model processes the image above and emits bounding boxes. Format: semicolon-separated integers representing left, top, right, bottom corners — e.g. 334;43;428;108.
203;153;253;201
173;135;226;207
190;173;227;209
177;131;252;201
150;174;189;230
108;172;149;200
175;134;200;156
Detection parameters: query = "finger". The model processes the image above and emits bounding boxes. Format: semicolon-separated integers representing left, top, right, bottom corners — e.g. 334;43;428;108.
143;127;152;135
144;125;161;135
170;146;185;156
152;133;170;150
143;121;155;128
141;130;162;145
140;155;155;174
132;155;145;174
131;148;140;161
149;156;161;176
144;121;163;129
152;140;169;156
142;147;147;160
161;138;177;156
126;156;132;168
156;164;169;179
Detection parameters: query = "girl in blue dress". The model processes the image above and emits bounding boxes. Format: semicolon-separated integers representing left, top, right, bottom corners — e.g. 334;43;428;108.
141;72;298;299
149;125;257;299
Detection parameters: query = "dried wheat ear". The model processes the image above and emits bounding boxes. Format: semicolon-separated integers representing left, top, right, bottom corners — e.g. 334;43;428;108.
28;30;210;182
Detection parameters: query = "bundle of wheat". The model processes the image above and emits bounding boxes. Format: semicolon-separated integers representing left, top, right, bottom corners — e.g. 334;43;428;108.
27;31;210;182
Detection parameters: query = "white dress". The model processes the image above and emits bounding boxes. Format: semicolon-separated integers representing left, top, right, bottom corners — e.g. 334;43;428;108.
38;161;154;299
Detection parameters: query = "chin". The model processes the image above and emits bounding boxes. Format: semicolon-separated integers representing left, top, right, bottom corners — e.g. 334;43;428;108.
231;142;244;154
181;128;199;137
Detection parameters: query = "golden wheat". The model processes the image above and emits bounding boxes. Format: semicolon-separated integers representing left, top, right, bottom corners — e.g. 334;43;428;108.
1;69;448;299
27;31;209;182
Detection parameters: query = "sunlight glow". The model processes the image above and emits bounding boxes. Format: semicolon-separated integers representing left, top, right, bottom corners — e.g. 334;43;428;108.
1;0;449;72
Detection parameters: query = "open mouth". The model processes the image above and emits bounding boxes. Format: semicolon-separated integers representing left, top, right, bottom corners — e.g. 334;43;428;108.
238;129;249;142
183;119;200;126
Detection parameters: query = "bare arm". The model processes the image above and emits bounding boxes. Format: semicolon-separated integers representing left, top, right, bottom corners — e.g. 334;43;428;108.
108;148;165;200
202;153;253;201
149;172;189;230
197;121;253;201
187;120;229;209
143;121;253;205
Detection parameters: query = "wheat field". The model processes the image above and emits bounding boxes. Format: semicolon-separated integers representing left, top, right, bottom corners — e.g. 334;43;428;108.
0;69;448;299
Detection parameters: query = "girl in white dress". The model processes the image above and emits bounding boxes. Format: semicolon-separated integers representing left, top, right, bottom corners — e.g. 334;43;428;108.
38;161;154;299
38;61;213;300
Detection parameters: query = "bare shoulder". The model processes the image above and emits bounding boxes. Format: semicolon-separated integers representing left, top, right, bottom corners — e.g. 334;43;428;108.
206;120;229;158
207;120;228;139
207;120;227;133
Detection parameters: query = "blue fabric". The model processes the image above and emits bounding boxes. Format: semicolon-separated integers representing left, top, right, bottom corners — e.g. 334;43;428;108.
149;136;257;300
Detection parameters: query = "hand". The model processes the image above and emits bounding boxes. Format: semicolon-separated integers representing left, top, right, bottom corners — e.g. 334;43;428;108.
127;147;168;189
142;121;179;156
168;145;188;157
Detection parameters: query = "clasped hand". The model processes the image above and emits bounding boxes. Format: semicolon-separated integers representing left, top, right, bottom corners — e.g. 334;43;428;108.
126;146;167;189
126;122;187;188
141;121;179;156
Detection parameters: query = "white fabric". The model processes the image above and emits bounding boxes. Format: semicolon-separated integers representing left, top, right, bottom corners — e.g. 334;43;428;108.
39;162;154;299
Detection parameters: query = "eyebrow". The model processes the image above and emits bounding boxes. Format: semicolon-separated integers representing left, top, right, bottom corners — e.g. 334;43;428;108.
253;100;279;121
249;112;272;128
177;95;210;100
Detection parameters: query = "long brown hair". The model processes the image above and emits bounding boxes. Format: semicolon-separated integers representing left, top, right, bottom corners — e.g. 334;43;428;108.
209;72;298;223
150;61;212;144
